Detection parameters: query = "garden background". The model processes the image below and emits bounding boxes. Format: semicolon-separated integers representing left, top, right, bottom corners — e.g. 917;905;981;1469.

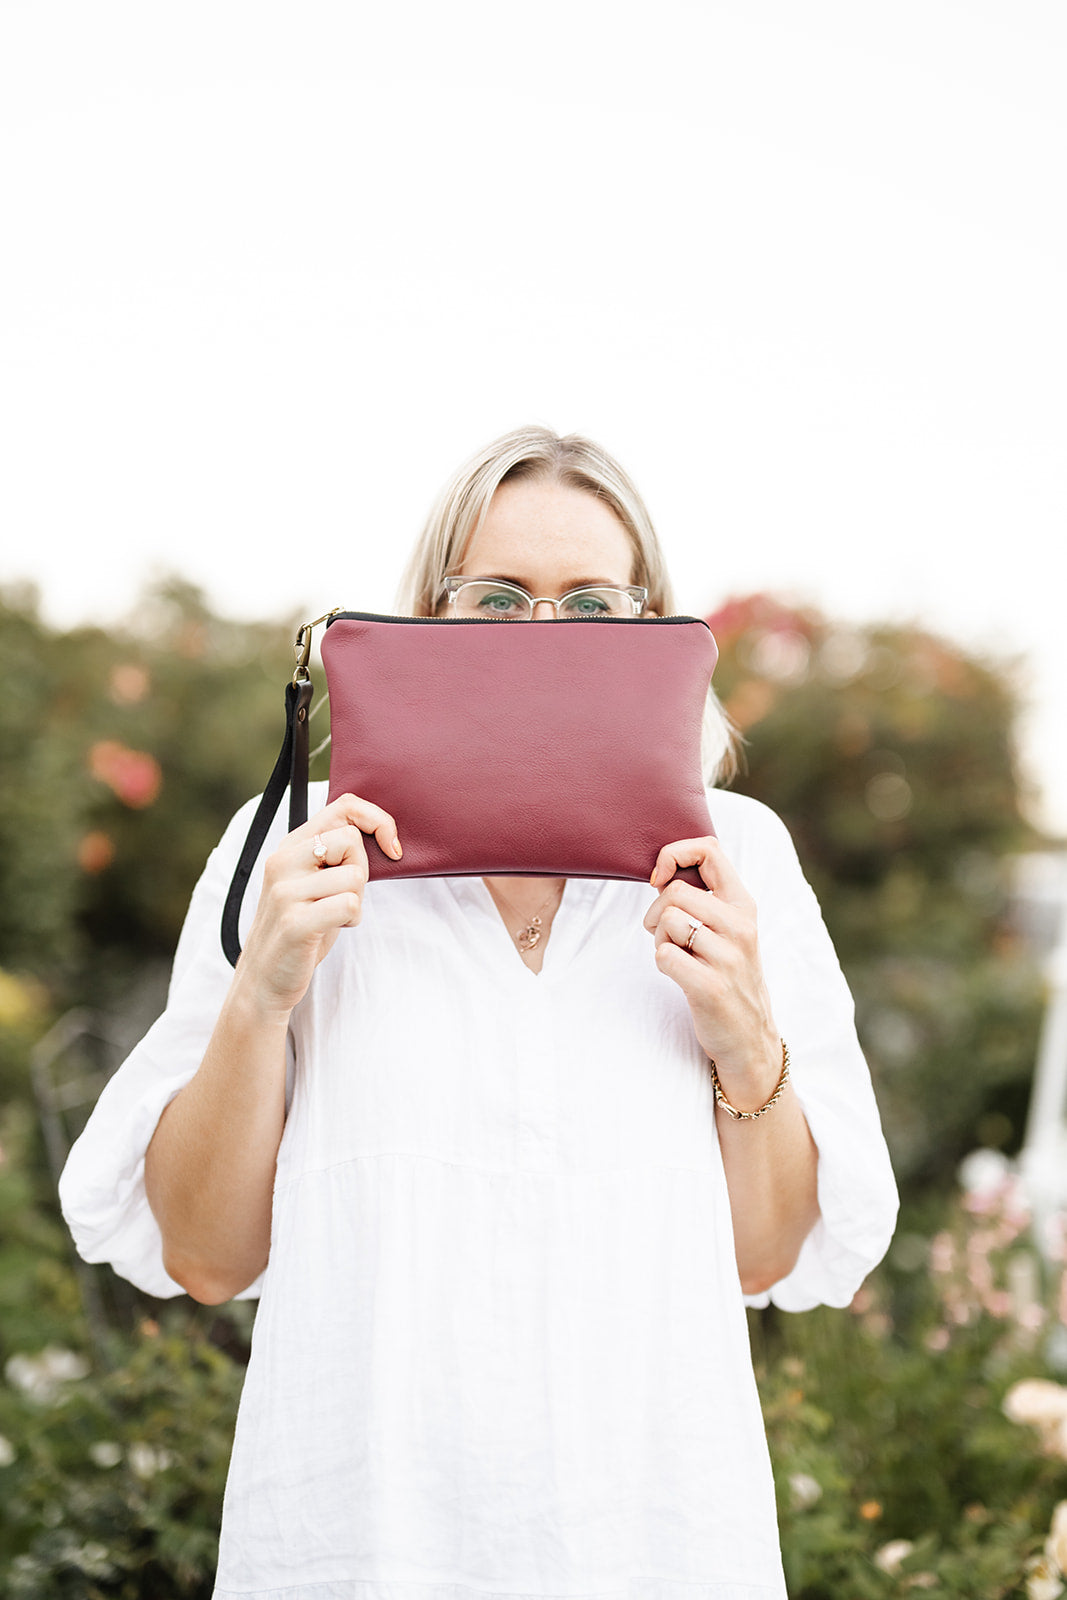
3;2;1066;1594
1;578;1066;1598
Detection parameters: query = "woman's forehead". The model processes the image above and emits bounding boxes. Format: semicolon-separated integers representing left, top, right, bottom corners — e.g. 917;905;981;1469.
460;479;635;581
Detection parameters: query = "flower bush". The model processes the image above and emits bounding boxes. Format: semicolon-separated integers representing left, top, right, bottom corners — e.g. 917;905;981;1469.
0;1099;249;1599
753;1163;1067;1598
0;584;1060;1596
3;1144;1066;1596
0;1311;248;1599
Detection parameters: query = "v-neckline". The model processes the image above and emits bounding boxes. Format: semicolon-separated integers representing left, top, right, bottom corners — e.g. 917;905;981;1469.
482;878;565;975
443;876;608;981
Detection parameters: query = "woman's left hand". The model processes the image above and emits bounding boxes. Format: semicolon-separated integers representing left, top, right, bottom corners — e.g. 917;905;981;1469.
644;836;782;1101
648;836;820;1292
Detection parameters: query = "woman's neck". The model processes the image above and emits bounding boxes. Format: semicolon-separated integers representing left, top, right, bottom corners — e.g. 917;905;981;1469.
482;876;566;973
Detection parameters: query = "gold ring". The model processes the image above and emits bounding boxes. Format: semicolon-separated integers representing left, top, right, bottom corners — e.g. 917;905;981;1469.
683;917;701;953
312;833;328;866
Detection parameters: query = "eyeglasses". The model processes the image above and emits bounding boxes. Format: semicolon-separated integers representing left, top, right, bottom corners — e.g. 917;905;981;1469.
441;577;648;621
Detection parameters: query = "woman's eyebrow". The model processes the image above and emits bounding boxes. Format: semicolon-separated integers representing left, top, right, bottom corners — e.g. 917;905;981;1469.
560;576;626;591
477;574;625;590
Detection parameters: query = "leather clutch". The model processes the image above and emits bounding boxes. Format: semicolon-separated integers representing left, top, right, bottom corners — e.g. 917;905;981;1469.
222;610;718;965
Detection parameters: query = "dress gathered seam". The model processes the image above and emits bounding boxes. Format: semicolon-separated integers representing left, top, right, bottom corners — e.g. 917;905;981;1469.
213;1577;783;1599
273;1146;718;1193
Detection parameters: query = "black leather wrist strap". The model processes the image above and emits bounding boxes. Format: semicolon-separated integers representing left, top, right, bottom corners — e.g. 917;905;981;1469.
220;678;313;968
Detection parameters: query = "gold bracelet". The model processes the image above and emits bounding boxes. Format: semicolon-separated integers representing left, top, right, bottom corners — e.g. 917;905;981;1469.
710;1039;791;1121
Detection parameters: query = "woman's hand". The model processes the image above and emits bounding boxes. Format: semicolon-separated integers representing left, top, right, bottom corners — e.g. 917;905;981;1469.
147;789;400;1304
644;835;781;1106
237;793;402;1018
646;834;820;1293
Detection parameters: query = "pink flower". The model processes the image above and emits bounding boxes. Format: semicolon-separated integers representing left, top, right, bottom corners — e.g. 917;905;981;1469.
982;1290;1012;1319
930;1232;955;1275
1018;1303;1048;1333
77;831;115;874
88;741;162;808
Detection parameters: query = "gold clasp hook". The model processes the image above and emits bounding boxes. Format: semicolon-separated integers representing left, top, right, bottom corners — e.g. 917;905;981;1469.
293;608;345;685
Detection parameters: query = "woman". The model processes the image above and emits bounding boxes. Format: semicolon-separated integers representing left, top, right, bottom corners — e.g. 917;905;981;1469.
61;425;898;1600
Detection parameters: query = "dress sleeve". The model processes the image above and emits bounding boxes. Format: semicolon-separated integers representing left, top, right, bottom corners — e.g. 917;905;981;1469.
722;795;900;1313
58;792;296;1300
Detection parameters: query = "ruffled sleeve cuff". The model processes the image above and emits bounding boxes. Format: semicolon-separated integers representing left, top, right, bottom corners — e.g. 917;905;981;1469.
742;1076;899;1312
712;793;899;1312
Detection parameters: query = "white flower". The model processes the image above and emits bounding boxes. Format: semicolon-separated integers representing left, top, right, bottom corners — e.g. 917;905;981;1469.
78;1542;113;1575
874;1539;915;1574
4;1346;90;1404
5;1353;45;1398
127;1441;173;1479
89;1440;122;1469
1048;1501;1067;1575
958;1147;1011;1198
788;1472;822;1510
1003;1379;1067;1428
0;1433;15;1467
929;1231;955;1274
1025;1557;1065;1600
41;1347;88;1381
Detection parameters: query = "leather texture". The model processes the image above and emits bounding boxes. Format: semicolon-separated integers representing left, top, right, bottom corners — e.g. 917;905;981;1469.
322;612;718;885
221;678;313;967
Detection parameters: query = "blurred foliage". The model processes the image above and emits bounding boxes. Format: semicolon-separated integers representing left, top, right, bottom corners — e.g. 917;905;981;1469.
0;578;305;1011
0;1097;254;1597
0;580;1063;1595
709;594;1050;1193
0;577;288;1592
754;1166;1067;1598
2;1107;1066;1596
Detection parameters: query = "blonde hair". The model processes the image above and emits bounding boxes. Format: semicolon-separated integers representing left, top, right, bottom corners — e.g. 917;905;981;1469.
397;425;738;785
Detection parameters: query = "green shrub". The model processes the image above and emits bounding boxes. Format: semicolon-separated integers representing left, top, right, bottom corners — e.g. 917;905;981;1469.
754;1167;1067;1598
0;1315;246;1599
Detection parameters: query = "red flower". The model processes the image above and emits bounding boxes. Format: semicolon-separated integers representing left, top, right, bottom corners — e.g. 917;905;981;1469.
88;740;162;808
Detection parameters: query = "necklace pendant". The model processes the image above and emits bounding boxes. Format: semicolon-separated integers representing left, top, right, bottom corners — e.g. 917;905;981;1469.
517;915;543;953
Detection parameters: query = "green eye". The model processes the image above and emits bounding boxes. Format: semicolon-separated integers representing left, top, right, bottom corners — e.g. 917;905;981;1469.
561;590;612;616
478;590;524;614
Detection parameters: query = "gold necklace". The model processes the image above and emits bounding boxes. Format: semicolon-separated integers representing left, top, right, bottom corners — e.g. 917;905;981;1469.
489;879;565;953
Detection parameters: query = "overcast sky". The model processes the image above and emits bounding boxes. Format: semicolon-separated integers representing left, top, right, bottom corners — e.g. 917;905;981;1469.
2;1;1065;830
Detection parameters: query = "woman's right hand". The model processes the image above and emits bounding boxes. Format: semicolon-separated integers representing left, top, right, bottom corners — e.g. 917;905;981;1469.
235;793;402;1016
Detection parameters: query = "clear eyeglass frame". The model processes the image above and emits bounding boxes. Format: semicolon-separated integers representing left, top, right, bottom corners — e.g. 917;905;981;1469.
440;576;648;621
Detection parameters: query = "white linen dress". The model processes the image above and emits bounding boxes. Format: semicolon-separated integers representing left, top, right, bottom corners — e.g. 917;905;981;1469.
60;783;899;1600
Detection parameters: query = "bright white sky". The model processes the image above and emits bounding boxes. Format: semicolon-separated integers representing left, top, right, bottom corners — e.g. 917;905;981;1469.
2;1;1065;830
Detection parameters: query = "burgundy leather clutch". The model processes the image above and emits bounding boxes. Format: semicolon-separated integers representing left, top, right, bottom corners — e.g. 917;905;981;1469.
323;611;717;880
222;610;717;965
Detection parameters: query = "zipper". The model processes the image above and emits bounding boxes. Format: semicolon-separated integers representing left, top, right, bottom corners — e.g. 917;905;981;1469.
294;608;709;685
322;611;708;628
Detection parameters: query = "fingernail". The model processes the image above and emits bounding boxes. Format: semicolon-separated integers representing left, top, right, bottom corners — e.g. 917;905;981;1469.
650;869;658;887
392;839;403;859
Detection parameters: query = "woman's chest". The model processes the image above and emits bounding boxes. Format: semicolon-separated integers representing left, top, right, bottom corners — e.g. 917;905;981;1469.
276;878;719;1183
